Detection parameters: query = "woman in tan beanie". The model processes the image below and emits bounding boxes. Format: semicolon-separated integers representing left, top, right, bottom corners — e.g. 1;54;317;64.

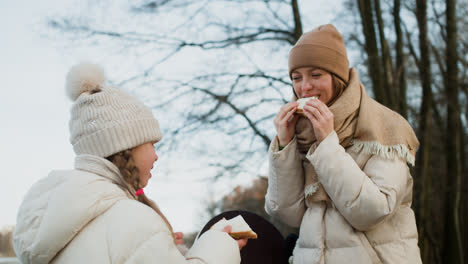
13;63;246;264
265;24;422;264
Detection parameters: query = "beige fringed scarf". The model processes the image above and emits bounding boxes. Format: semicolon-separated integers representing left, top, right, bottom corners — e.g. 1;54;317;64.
295;68;419;205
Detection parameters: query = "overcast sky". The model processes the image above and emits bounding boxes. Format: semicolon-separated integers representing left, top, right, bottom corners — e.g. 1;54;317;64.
1;0;75;228
0;0;344;233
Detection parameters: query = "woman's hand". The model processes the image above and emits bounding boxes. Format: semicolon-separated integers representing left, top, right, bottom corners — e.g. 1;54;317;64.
174;232;184;245
273;102;300;147
303;99;334;143
222;225;248;250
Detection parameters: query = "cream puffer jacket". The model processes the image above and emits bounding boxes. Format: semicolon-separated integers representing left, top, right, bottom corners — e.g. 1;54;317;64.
13;155;240;264
265;131;422;264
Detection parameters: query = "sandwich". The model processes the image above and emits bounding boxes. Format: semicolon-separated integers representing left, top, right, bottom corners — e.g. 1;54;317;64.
210;215;258;239
296;95;319;116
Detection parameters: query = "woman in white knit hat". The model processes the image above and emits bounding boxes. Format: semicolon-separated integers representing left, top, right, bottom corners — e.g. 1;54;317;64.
13;63;246;264
265;24;422;263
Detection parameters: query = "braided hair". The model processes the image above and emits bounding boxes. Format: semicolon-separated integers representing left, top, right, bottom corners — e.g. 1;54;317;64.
107;149;175;242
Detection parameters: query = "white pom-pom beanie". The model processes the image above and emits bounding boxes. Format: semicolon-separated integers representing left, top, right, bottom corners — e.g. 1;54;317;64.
66;63;162;157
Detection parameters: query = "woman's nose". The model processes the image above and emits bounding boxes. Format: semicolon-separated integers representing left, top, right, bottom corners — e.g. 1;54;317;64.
302;78;313;91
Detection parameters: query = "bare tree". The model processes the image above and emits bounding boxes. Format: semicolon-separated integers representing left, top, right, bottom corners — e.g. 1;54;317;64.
393;0;408;118
443;0;464;263
346;0;467;263
48;0;309;179
357;0;387;105
415;1;433;262
373;0;396;109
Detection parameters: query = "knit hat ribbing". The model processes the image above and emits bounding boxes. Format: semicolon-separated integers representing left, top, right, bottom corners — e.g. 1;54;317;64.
66;63;162;158
288;24;349;83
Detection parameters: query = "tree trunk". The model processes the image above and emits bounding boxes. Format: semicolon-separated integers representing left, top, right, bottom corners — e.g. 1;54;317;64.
460;121;468;260
443;0;464;263
374;0;395;110
357;0;386;105
415;0;433;262
393;0;408;118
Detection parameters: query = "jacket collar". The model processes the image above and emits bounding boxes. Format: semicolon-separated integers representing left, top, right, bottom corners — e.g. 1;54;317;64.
75;154;137;199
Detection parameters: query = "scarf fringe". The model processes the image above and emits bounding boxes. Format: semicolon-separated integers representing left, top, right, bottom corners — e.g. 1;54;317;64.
305;183;319;197
350;140;415;166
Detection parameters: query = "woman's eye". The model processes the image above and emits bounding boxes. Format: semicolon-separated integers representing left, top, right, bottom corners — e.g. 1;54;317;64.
311;73;321;77
292;76;301;81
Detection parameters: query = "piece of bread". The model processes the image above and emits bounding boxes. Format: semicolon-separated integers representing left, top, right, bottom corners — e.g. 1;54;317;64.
210;215;258;239
296;96;319;116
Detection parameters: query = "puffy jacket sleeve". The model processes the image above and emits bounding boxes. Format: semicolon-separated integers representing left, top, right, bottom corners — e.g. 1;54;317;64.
110;201;240;264
265;136;306;228
127;229;240;264
307;131;411;231
185;230;240;263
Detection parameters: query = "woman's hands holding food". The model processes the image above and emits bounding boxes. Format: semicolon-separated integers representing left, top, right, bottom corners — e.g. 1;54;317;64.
303;99;334;143
273;102;299;147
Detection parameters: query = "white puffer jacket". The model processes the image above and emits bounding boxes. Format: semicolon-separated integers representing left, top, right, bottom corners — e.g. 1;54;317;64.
265;131;422;264
14;155;240;264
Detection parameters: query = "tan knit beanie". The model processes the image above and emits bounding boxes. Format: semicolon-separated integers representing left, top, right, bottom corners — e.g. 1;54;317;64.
66;63;162;158
288;24;349;83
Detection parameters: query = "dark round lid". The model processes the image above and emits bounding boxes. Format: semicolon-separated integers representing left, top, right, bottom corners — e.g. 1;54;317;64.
199;210;288;264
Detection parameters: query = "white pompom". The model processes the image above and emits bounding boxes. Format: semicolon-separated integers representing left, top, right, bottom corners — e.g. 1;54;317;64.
65;62;106;101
